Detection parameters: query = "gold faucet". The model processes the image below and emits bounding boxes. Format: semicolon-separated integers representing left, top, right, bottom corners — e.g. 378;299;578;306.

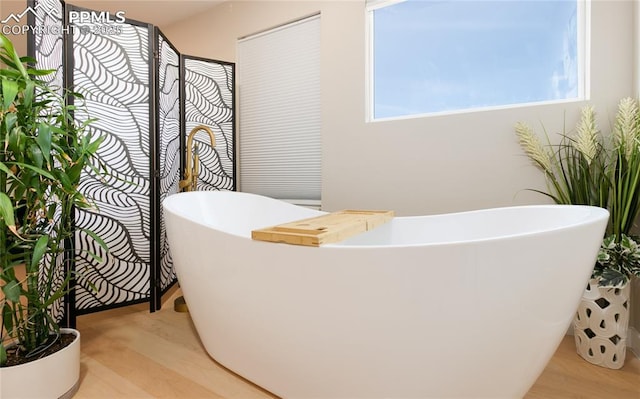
175;125;216;313
179;125;217;192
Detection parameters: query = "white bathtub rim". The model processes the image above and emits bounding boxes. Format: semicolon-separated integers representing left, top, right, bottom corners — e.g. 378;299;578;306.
162;191;609;249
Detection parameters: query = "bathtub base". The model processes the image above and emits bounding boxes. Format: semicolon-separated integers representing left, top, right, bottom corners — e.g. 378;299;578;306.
173;295;189;312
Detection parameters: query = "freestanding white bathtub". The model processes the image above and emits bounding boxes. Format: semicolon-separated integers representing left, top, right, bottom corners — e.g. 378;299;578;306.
163;191;608;399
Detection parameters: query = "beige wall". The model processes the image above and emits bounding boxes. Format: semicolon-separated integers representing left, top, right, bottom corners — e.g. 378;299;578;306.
632;0;640;351
1;0;29;57
164;0;639;335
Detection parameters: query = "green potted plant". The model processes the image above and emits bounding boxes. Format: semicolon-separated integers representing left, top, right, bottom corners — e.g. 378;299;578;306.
515;97;640;369
0;32;105;397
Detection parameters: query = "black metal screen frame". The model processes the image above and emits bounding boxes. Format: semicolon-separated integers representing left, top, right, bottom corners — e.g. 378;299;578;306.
153;28;182;309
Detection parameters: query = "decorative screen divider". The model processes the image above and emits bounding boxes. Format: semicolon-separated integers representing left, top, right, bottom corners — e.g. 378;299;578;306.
155;30;182;308
28;0;64;90
29;0;68;325
182;56;236;191
29;0;235;323
67;5;155;315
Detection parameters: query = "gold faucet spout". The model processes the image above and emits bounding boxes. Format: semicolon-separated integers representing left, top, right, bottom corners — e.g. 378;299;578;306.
179;125;216;192
175;125;217;313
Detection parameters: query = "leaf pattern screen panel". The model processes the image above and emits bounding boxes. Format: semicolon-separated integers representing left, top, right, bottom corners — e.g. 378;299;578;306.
157;31;181;295
183;56;235;191
31;0;67;323
31;0;64;94
69;12;153;313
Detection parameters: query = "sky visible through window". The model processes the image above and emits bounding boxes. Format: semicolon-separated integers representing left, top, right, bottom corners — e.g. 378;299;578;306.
373;0;578;119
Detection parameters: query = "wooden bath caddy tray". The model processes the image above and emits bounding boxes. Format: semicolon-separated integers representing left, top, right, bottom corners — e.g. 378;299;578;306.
251;210;394;247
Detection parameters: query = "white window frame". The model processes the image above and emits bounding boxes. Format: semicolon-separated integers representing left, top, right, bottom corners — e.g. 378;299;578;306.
365;0;590;122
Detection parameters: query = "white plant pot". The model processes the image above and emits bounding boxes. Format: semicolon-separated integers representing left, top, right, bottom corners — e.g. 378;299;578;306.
573;279;630;369
0;328;81;399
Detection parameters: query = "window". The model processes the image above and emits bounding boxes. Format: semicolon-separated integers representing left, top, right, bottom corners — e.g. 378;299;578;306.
367;0;585;120
238;15;321;202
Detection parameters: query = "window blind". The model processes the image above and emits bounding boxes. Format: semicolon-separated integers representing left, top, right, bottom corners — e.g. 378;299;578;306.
237;15;321;201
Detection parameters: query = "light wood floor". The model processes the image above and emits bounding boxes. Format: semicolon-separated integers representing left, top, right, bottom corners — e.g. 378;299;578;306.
74;289;640;399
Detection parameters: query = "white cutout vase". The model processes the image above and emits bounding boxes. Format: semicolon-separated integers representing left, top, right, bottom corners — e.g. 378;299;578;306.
573;279;630;369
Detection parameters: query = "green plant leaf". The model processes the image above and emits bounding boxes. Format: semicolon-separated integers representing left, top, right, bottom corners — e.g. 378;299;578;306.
0;33;26;78
23;79;35;108
66;163;83;185
2;279;21;302
46;203;57;220
0;54;17;69
7;162;55;180
58;171;73;190
1;262;18;280
31;235;49;270
0;161;15;177
19;55;36;64
7;127;22;153
3;111;17;133
42;275;72;308
86;135;106;155
2;302;14;332
0;192;16;233
2;79;18;110
598;270;627;288
25;67;55;76
28;144;44;169
35;123;52;164
0;343;6;366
